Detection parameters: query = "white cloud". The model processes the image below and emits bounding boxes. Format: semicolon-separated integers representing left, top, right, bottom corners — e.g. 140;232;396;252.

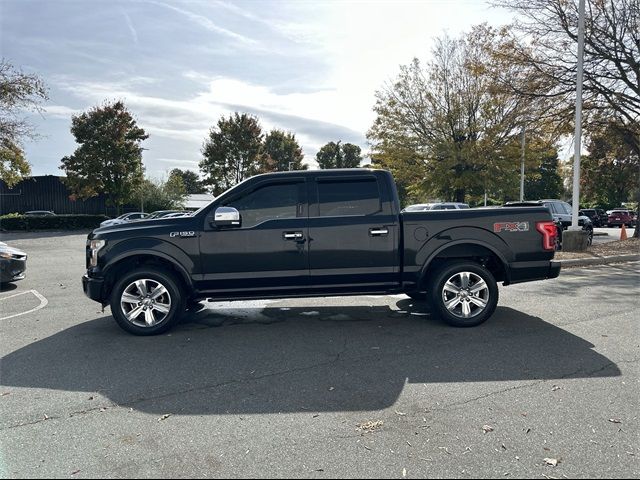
144;0;258;46
14;0;515;178
44;105;82;119
55;75;364;174
121;8;139;45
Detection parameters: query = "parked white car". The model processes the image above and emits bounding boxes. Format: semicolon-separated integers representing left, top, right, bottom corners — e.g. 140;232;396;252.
100;212;149;228
402;202;470;212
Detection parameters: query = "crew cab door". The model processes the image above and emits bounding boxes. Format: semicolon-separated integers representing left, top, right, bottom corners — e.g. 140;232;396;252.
199;178;309;293
308;174;400;291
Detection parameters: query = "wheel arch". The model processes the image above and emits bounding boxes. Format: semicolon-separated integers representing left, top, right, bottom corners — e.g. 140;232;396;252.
418;240;510;289
102;251;193;301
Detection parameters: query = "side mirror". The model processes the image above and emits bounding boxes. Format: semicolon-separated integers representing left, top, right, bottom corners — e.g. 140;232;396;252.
212;206;241;228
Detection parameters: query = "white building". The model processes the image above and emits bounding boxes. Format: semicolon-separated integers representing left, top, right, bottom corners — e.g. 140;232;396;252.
184;194;215;211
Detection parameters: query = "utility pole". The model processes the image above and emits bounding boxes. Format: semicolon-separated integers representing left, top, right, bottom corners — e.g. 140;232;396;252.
570;0;586;230
139;159;144;213
520;124;526;202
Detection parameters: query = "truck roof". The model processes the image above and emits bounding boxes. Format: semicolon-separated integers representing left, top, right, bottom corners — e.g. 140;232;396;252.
252;168;384;179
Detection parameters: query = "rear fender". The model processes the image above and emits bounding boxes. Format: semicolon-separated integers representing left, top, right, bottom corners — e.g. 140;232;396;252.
416;227;513;284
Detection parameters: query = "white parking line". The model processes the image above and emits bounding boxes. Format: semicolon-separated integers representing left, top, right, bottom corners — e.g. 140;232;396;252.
0;289;49;320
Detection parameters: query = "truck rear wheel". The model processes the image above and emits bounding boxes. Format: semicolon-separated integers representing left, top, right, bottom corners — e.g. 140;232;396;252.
429;261;498;328
110;267;185;336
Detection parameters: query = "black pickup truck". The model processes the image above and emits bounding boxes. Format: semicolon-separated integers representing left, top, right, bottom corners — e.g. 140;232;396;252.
83;169;560;335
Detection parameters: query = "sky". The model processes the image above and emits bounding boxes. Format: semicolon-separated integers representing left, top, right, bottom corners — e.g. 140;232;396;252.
1;0;515;179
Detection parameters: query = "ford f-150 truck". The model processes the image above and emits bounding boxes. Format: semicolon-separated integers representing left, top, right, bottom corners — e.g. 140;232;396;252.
83;169;560;335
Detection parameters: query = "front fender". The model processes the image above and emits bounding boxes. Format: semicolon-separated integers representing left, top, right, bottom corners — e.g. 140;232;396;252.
101;237;195;288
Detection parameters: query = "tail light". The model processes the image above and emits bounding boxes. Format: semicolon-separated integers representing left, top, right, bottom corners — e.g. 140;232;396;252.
536;221;558;251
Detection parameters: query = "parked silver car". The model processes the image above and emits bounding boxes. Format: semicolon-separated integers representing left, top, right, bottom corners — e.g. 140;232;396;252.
100;212;149;228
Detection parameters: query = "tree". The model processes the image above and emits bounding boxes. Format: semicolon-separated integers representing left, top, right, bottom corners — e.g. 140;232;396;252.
342;143;363;168
168;168;205;194
581;120;639;209
368;29;541;203
259;129;307;172
523;144;564;201
316;141;362;169
0;60;48;186
371;143;428;206
200;113;263;195
139;176;186;212
60;100;148;214
0;139;30;187
491;0;640;155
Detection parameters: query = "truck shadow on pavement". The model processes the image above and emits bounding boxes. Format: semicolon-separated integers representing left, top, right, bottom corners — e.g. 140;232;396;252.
0;303;620;415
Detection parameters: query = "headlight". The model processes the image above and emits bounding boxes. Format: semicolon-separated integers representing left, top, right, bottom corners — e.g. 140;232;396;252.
89;239;106;267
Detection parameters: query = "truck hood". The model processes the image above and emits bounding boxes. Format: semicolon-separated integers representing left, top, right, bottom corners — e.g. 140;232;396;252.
91;216;197;238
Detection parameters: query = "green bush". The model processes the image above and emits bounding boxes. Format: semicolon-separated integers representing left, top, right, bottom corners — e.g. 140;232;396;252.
0;214;109;231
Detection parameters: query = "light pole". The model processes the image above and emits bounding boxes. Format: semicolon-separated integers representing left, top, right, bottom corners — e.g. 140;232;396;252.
520;123;526;202
570;0;586;230
139;159;144;213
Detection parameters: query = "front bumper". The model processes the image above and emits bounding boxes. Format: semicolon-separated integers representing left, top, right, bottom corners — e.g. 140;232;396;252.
82;274;105;303
0;258;27;283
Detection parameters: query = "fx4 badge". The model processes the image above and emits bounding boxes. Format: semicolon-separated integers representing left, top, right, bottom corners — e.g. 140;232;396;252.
493;222;529;233
170;231;196;238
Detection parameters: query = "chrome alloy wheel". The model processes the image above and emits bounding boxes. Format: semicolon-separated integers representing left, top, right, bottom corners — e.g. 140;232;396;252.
441;271;489;319
120;279;172;327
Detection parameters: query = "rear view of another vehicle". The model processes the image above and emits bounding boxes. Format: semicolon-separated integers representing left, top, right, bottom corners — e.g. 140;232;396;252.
0;242;27;284
579;209;603;227
596;209;608;227
607;210;633;228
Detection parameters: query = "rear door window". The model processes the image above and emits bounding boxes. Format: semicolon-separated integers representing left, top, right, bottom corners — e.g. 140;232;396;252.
317;177;381;217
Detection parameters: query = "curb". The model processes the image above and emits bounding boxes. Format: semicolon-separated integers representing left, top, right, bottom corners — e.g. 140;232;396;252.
557;253;640;268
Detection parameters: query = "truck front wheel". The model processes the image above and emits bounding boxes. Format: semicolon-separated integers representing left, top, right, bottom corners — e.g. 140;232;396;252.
110;267;185;335
429;261;498;328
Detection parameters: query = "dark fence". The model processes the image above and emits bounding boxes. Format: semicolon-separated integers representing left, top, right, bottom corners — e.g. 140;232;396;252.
0;214;109;231
0;176;138;217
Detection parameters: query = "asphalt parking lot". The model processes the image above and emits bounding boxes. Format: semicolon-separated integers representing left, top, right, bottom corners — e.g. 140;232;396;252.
592;227;633;245
0;231;638;478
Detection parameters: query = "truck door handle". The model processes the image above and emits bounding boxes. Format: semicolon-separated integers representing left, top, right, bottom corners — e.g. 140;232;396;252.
283;232;304;240
369;228;389;237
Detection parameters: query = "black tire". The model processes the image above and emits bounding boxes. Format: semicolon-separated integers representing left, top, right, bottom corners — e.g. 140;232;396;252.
110;267;185;336
429;261;498;328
